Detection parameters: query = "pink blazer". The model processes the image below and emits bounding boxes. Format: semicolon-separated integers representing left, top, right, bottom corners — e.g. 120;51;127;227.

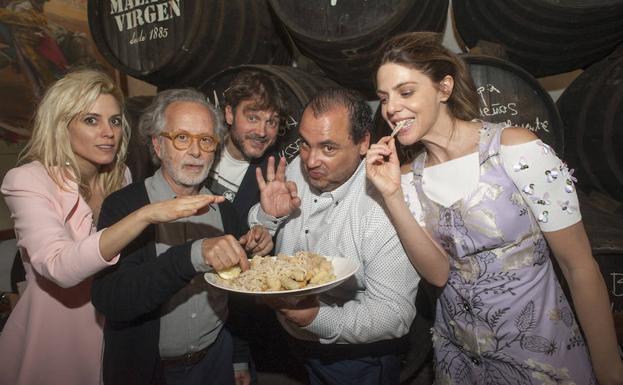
0;161;125;385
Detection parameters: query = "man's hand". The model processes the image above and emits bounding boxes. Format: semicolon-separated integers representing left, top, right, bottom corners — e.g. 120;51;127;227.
256;156;301;218
239;225;273;256
234;369;251;385
201;235;250;272
264;295;319;327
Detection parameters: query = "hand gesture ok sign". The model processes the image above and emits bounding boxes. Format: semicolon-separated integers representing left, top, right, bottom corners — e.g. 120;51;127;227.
256;156;301;218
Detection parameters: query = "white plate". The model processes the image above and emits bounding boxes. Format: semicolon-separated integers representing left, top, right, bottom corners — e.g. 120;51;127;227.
204;256;359;296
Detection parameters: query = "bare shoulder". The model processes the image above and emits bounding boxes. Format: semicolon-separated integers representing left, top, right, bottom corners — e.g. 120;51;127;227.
500;126;539;146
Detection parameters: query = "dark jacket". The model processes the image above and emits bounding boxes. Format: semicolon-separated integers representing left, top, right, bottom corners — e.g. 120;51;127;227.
92;181;245;385
223;152;273;231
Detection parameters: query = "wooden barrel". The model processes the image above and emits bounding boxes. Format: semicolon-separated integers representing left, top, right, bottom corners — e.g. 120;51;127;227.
465;55;564;155
267;0;448;98
124;96;156;182
556;44;623;203
552;191;623;344
88;0;291;88
453;0;623;77
199;65;339;163
374;55;564;164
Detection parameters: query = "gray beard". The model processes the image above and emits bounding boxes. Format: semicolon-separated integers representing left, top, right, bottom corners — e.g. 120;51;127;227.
162;162;210;188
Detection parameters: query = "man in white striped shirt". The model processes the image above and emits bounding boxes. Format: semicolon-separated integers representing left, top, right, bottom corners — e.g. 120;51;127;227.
248;88;420;385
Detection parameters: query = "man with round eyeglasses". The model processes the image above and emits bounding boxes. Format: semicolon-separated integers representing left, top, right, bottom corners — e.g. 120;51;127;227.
159;130;220;153
91;89;273;385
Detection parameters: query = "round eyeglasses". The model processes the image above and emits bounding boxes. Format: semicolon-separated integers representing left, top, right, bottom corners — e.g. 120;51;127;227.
159;130;219;152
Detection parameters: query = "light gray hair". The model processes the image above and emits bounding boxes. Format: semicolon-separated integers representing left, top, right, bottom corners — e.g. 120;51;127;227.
139;88;225;165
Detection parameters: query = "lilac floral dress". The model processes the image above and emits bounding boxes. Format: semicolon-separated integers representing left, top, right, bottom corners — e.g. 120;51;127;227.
405;122;596;385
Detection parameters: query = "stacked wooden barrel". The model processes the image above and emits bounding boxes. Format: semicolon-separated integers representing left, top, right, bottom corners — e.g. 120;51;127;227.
88;0;291;88
453;0;623;77
557;45;623;204
200;65;339;163
267;0;448;98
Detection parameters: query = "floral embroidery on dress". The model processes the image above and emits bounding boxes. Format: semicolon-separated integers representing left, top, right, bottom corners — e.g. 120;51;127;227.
538;210;550;223
530;193;551;206
523;184;535;195
560;165;577;194
537;140;552;155
558;200;577;214
407;122;595;384
545;168;559;183
510;192;529;216
513;157;529;172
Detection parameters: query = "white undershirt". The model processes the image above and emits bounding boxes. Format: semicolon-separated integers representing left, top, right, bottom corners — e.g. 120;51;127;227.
422;152;479;208
207;147;249;202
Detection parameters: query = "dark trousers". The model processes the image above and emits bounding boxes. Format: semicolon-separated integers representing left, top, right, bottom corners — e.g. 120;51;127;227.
163;329;235;385
305;354;401;385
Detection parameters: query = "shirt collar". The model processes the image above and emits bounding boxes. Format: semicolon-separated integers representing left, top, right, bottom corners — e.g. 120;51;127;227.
313;160;365;204
145;168;212;203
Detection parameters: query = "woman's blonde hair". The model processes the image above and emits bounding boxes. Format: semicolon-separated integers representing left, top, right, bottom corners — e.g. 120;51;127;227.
20;68;130;200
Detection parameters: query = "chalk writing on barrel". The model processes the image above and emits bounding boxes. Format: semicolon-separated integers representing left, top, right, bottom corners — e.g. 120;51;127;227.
611;272;623;297
280;138;302;162
281;116;299;137
477;83;550;134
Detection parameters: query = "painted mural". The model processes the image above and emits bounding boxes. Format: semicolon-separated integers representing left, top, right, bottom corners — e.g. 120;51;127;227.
0;0;115;142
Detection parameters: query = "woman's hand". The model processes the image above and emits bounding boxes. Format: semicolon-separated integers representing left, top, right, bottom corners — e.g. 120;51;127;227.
234;369;251;385
256;156;301;218
99;194;226;263
365;136;402;199
140;194;225;224
239;225;273;256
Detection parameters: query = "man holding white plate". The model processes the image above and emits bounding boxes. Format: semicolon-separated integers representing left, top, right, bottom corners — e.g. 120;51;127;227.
248;88;421;385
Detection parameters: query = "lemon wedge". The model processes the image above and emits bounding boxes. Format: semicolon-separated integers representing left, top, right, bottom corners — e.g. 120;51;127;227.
217;266;241;280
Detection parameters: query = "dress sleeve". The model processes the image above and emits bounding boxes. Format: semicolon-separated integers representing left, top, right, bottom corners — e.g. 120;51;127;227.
501;139;581;232
1;166;113;288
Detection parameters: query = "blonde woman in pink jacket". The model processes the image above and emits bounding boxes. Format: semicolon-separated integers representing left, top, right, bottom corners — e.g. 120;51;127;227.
0;69;221;385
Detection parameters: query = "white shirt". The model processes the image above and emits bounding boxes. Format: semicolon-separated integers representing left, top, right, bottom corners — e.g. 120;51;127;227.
206;146;250;202
249;157;420;344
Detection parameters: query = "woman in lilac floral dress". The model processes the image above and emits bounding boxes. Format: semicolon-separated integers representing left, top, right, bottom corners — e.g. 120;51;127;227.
365;32;623;385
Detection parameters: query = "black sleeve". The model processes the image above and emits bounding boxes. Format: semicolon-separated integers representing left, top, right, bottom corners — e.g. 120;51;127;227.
229;154;272;234
231;331;251;366
219;200;247;240
91;185;197;323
